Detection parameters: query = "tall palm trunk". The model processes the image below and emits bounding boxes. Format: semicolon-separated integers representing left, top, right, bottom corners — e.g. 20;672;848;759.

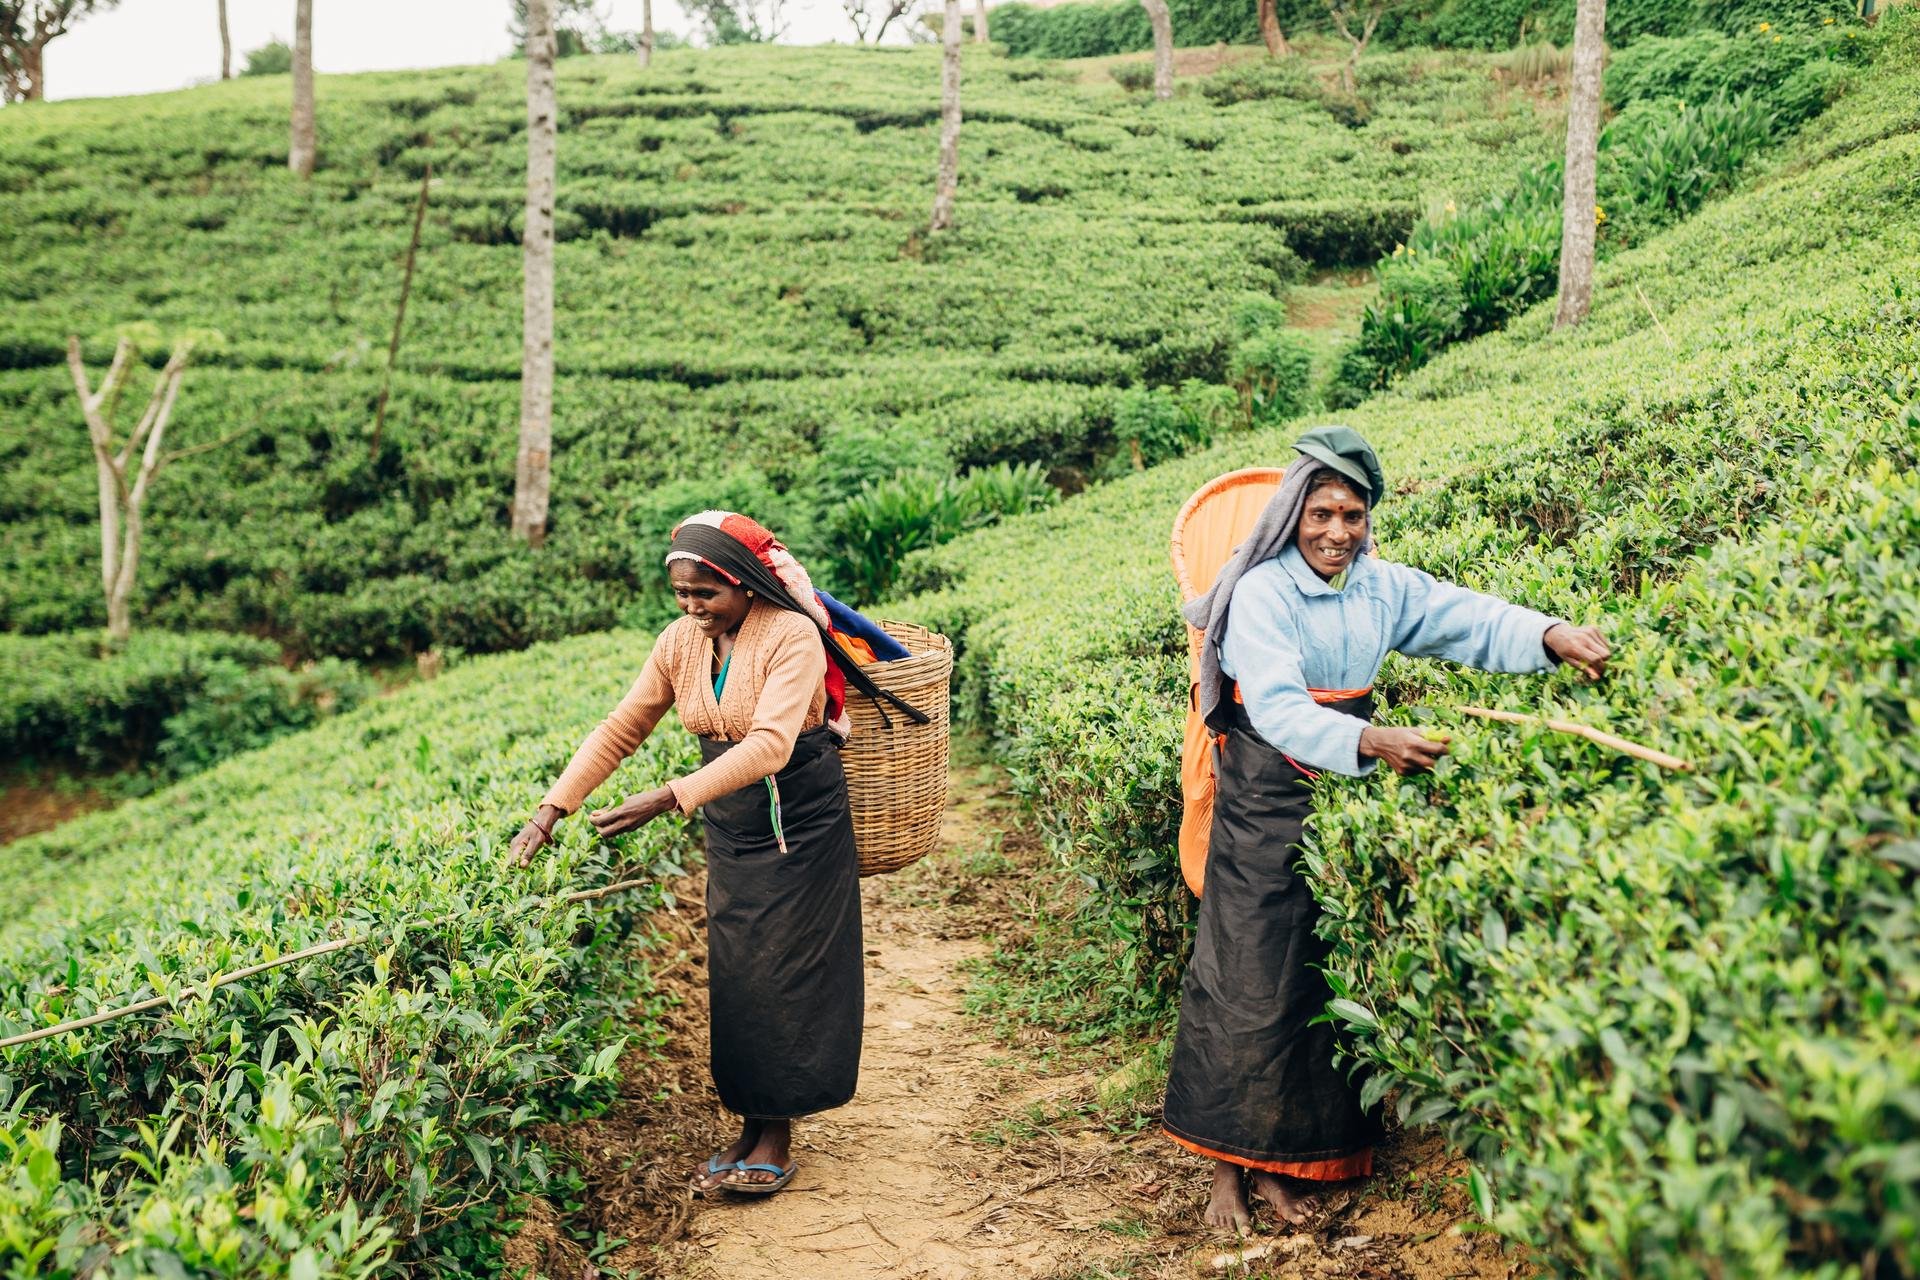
218;0;231;79
1140;0;1173;100
513;0;558;546
929;0;962;232
289;0;316;177
1554;0;1606;329
974;0;989;42
639;0;654;66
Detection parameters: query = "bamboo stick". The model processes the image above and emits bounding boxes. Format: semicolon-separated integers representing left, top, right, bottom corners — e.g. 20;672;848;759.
0;876;658;1051
1458;705;1691;772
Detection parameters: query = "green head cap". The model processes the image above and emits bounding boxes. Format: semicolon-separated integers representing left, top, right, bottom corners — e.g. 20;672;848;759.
1292;425;1386;507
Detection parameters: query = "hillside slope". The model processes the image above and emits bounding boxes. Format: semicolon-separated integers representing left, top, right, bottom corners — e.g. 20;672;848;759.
0;632;699;1273
0;44;1549;657
899;18;1920;1275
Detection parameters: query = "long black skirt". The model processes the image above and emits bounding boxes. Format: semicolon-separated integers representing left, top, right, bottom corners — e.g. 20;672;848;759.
699;727;863;1120
1162;697;1383;1173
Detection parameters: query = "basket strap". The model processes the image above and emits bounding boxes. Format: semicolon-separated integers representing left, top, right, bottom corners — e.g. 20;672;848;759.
858;683;930;731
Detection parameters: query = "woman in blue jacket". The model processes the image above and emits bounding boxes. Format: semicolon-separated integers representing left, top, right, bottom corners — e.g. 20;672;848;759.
1166;427;1611;1231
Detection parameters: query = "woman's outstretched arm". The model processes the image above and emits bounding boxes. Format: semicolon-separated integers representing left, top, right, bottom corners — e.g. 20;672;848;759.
512;636;677;864
1382;562;1567;673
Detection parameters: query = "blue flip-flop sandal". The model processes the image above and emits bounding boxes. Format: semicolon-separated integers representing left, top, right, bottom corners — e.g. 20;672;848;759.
723;1162;798;1196
690;1154;743;1196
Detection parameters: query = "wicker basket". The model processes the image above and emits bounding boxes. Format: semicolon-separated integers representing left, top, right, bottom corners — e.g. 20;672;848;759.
843;620;951;877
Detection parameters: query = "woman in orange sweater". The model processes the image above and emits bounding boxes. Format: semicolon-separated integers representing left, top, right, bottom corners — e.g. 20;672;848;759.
510;511;915;1197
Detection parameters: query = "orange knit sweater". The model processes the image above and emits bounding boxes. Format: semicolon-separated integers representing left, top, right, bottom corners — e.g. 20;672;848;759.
542;602;828;817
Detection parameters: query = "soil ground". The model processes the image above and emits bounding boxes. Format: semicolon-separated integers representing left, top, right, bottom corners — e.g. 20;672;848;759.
0;769;116;845
517;747;1530;1280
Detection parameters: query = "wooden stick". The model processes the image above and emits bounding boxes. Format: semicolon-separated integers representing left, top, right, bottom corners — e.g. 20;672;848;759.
1458;705;1691;772
371;160;433;459
1635;283;1675;350
0;876;658;1051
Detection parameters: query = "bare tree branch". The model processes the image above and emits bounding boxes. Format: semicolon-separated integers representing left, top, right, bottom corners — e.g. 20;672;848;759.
372;161;433;459
67;332;195;641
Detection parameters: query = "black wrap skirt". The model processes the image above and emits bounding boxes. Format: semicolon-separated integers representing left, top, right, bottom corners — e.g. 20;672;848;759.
698;727;864;1119
1162;695;1383;1175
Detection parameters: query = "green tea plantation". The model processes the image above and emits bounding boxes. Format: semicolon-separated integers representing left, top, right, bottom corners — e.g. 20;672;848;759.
0;43;1552;658
1;10;1915;1279
901;15;1919;1275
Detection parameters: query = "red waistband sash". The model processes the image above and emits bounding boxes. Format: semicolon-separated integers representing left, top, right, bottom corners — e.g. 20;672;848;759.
1228;683;1373;705
1224;684;1374;779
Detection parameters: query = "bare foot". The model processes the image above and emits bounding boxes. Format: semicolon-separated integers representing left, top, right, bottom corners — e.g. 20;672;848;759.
1248;1170;1319;1226
724;1117;794;1188
1204;1160;1252;1232
690;1120;762;1193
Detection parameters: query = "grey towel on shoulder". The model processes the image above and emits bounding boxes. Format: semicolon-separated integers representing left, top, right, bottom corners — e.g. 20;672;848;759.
1182;426;1383;733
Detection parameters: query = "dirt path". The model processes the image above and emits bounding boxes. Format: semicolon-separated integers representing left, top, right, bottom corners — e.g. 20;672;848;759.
525;750;1525;1280
654;755;1134;1280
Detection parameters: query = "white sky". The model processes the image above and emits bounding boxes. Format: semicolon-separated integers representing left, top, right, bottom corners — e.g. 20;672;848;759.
44;0;892;102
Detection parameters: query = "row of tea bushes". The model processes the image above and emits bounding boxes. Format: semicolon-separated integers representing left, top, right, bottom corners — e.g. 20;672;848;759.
1328;15;1889;403
990;0;1858;61
0;629;698;1274
896;37;1920;1273
0;42;1556;658
0;630;372;778
1312;402;1919;1275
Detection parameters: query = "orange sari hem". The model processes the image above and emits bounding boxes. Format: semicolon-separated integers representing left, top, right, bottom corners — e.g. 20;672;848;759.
1164;1129;1372;1181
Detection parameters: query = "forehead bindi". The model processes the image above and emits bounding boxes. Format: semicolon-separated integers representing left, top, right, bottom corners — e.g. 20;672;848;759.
1308;494;1363;515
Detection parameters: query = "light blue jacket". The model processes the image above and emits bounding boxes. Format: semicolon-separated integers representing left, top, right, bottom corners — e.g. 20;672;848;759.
1219;545;1562;776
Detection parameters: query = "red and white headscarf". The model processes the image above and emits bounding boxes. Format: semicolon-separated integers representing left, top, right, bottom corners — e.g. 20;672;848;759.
666;510;852;739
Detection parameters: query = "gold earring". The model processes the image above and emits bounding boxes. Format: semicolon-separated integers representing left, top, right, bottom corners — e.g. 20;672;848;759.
746;590;754;597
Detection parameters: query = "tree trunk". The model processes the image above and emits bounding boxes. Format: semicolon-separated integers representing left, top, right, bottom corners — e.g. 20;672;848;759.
929;0;962;233
639;0;654;66
21;39;46;101
513;0;557;547
219;0;232;79
974;0;989;42
1554;0;1606;330
69;335;196;644
1257;0;1290;56
1140;0;1173;101
289;0;316;177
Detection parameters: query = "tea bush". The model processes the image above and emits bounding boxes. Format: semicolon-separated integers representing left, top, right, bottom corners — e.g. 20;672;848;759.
0;628;701;1274
1607;27;1865;127
0;631;371;777
1330;17;1876;401
896;25;1920;1271
990;0;1760;60
1228;326;1315;426
991;0;1274;58
0;43;1555;662
1100;380;1240;478
153;655;376;777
